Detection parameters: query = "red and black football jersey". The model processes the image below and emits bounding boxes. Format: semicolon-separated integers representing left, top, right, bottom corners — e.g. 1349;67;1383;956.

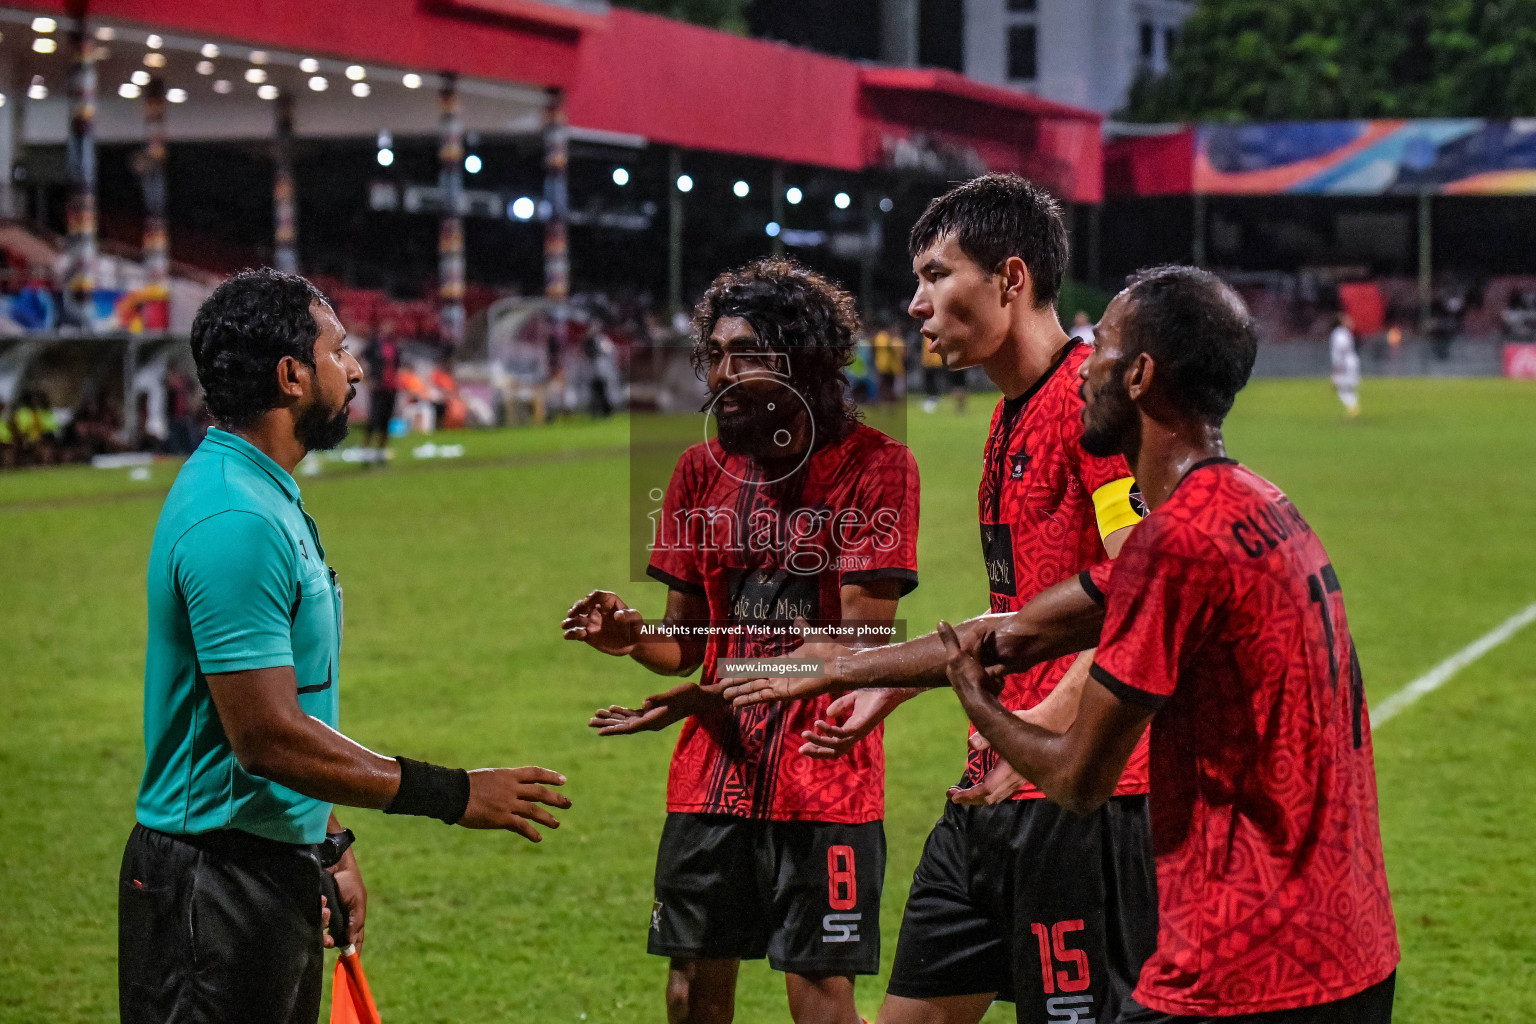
1092;459;1399;1015
647;423;920;823
969;340;1148;798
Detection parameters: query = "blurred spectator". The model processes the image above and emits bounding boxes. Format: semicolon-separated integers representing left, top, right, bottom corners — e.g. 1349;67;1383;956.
362;324;401;457
1329;314;1361;419
848;333;874;404
584;326;617;418
1428;284;1465;360
430;361;467;430
395;363;436;432
1069;310;1095;343
1501;286;1536;340
920;339;967;415
66;393;124;458
872;321;907;404
164;367;199;455
921;339;945;413
135;390;164;453
0;401;14;469
14;390;60;465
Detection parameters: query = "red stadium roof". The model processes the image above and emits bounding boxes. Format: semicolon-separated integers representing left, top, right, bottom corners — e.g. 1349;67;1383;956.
17;0;1104;200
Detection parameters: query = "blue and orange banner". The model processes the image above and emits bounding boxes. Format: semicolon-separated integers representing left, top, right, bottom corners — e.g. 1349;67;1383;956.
1195;119;1536;195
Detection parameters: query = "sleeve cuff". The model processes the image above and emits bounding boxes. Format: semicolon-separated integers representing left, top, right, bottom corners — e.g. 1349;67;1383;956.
197;652;295;675
1079;569;1106;607
646;564;706;597
1089;662;1168;711
841;567;919;596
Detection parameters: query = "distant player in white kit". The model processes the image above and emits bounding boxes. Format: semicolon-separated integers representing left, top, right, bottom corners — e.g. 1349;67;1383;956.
1330;313;1361;417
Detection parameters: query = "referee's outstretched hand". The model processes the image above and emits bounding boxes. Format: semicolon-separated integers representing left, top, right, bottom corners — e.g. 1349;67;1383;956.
459;767;571;842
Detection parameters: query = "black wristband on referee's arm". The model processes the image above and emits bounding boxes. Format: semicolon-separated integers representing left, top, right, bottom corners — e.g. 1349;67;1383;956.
384;757;471;825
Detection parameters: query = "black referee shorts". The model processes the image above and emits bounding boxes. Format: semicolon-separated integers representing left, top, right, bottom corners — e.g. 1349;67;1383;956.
649;812;885;976
887;795;1156;1024
1116;971;1395;1024
119;823;325;1024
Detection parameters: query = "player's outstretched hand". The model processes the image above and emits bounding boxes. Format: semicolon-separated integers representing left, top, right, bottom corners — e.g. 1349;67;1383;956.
800;689;907;760
562;590;643;656
588;681;721;736
722;636;853;707
589;703;672;735
459;766;571;842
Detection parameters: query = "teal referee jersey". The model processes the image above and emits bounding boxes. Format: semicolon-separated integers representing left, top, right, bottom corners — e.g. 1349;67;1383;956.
137;428;341;844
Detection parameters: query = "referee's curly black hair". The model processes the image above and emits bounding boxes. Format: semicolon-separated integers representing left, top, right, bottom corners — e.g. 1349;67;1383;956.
691;257;861;439
190;267;333;430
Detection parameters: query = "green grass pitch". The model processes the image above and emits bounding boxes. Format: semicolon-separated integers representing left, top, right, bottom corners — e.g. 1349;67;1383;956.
1;378;1533;1022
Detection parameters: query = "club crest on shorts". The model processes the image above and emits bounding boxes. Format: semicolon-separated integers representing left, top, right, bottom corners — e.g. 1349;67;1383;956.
651;899;662;932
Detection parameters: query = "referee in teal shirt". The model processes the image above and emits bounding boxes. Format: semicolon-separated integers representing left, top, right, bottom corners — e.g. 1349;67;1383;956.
122;269;572;1024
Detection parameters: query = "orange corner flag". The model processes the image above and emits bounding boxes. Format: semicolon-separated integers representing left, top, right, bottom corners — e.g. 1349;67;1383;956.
330;947;382;1024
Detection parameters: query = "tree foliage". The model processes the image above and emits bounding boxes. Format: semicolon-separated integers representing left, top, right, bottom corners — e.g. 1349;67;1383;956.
1123;0;1536;121
608;0;750;32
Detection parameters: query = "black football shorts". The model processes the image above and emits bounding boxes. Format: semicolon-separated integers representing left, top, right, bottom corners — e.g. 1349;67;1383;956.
887;795;1156;1024
649;812;884;976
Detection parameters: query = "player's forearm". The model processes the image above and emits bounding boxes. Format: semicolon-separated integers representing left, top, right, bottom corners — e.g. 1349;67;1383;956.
1022;651;1094;734
238;715;403;810
628;635;702;677
828;614;1014;691
952;685;1108;815
990;576;1105;673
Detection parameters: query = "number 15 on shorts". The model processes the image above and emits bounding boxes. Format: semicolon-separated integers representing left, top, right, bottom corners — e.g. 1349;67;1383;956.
822;844;861;943
1033;920;1095;1023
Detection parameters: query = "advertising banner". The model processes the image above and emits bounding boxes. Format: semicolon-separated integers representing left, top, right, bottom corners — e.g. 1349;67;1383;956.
1196;119;1536;195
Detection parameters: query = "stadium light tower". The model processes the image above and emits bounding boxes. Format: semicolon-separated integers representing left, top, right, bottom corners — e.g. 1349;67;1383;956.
612;167;629;186
835;192;851;210
733;179;749;198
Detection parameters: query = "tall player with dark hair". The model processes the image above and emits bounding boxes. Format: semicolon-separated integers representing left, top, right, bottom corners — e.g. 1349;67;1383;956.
561;258;921;1024
726;175;1156;1024
932;266;1399;1021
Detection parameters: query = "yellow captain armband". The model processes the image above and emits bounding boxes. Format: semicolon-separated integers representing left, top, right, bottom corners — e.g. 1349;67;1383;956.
1092;477;1143;541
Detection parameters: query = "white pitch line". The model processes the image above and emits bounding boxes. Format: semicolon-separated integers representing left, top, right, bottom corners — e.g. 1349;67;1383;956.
1371;601;1536;728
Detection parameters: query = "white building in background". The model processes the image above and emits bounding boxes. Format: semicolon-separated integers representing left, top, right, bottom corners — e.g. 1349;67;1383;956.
961;0;1194;114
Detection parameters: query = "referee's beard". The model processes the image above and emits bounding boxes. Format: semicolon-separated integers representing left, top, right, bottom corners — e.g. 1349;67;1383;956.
295;385;356;452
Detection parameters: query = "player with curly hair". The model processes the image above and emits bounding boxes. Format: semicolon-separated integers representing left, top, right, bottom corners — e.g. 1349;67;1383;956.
562;258;921;1024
